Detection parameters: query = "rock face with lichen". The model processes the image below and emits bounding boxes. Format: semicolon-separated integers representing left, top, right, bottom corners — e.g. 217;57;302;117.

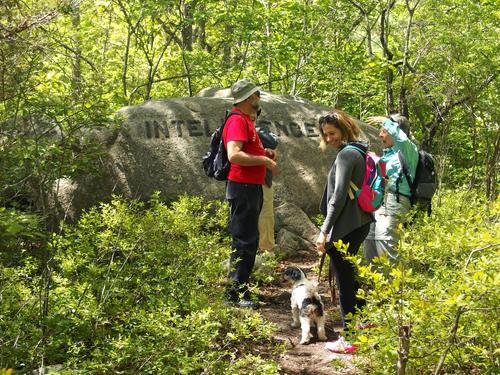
54;88;381;222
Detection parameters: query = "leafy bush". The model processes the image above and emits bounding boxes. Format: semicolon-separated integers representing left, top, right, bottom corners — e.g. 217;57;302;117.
1;194;280;374
351;190;499;374
0;207;42;252
251;250;280;285
0;207;46;367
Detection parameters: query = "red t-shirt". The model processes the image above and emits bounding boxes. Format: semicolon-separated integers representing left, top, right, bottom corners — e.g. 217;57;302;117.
222;108;266;184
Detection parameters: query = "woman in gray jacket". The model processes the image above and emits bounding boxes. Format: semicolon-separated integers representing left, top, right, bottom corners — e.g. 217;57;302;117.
315;110;373;353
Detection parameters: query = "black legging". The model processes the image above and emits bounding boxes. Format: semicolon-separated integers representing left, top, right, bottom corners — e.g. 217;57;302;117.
327;223;371;330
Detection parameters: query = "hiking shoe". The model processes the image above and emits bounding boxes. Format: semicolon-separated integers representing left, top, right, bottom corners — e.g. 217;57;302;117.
223;298;237;307
325;336;357;354
236;299;260;310
224;297;260;310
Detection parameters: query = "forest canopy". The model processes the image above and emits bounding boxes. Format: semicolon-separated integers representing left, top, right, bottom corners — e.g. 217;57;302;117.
1;0;498;209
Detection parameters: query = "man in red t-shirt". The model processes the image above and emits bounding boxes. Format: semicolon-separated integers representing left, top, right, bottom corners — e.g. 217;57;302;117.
223;78;277;309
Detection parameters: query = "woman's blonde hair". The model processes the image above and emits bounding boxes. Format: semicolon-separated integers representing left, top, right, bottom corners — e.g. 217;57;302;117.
318;110;361;150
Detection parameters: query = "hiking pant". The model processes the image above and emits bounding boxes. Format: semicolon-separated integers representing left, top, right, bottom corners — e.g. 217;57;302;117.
327;223;371;330
364;192;411;263
258;184;275;251
225;181;263;299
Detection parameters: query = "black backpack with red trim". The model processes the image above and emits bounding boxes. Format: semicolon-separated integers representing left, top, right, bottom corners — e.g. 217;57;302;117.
202;111;242;181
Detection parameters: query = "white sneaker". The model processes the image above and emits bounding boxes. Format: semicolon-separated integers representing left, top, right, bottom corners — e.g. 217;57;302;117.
325;336;357;354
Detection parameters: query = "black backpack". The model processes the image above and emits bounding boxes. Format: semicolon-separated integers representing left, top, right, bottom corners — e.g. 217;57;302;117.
202;111;242;181
398;150;437;215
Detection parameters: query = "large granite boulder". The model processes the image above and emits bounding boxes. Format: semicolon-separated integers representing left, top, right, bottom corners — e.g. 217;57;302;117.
275;202;320;244
55;88;381;221
276;228;313;258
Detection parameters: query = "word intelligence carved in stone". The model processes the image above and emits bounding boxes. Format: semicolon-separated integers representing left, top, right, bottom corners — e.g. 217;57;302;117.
142;118;320;139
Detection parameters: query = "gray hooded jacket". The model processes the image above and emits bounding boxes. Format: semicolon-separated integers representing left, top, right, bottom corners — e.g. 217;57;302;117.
319;141;374;241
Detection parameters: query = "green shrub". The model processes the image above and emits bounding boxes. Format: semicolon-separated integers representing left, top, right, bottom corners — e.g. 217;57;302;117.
0;207;45;367
251;250;280;285
352;190;499;374
1;194;280;374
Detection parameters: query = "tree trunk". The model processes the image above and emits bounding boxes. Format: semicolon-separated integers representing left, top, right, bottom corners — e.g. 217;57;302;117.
399;86;409;118
380;0;396;113
397;325;411;375
348;0;373;56
266;0;273;92
71;3;81;96
485;127;500;199
223;29;232;67
123;25;131;98
181;0;193;52
469;108;478;189
115;0;143;100
222;1;232;67
434;307;464;375
292;0;311;95
365;10;373;56
196;4;207;50
182;51;192;96
398;0;420;116
145;43;154;100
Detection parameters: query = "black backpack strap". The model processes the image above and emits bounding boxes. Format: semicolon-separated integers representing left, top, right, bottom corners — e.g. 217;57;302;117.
225;111;243;124
225;111;250;142
221;111;239;133
343;144;366;156
397;151;413;202
220;112;238;148
397;151;413;186
395;176;401;203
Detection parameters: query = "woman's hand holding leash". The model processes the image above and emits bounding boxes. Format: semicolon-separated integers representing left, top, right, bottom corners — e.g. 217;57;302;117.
315;231;327;254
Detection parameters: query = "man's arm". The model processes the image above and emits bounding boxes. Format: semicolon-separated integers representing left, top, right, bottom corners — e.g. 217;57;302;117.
227;140;278;175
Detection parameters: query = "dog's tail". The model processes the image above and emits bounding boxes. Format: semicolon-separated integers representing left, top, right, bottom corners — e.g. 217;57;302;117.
304;280;319;298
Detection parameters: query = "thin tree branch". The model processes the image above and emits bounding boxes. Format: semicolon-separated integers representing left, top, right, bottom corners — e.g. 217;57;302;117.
464;243;500;271
0;0;84;40
433;306;464;375
128;74;192;104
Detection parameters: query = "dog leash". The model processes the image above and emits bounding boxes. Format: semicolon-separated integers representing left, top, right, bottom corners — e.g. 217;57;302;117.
317;251;336;304
318;252;326;282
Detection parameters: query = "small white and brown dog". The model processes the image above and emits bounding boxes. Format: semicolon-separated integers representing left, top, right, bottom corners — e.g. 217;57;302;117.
282;266;327;344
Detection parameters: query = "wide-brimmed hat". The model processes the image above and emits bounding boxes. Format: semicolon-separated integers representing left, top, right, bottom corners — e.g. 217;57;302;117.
231;79;260;104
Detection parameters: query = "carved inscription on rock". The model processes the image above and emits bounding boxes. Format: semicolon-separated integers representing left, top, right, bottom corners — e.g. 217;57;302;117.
141;118;319;139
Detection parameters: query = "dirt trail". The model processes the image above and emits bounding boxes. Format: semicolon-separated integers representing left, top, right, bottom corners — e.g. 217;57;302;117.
258;249;357;375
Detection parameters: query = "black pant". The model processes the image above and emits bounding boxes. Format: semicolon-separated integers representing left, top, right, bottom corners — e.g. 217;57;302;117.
226;181;263;299
327;223;370;330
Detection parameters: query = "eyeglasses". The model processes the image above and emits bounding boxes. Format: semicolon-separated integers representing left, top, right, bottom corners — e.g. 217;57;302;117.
319;113;338;125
